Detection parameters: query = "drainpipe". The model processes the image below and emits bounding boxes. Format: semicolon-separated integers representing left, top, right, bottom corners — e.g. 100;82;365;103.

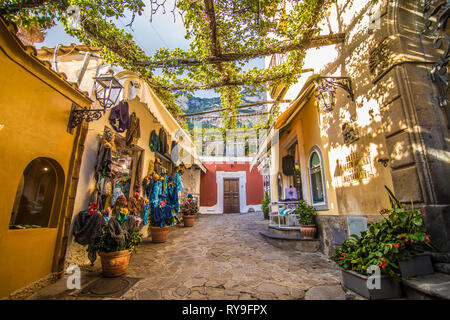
53;44;61;72
76;52;91;86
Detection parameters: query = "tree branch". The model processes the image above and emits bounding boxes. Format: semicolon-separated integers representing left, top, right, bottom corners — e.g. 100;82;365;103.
157;67;313;91
141;33;345;67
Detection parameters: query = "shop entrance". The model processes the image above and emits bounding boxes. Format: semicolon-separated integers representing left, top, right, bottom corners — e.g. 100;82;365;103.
223;178;240;213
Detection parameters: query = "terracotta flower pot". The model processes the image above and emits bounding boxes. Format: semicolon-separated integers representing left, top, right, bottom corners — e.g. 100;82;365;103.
300;225;317;239
99;250;131;278
183;214;195;227
150;226;169;243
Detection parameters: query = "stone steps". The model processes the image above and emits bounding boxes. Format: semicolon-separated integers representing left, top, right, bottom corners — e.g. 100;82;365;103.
267;225;302;239
402;272;450;300
434;263;450;275
260;231;320;252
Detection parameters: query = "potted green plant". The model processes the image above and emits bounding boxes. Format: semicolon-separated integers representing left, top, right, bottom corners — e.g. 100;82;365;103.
261;191;270;220
149;195;174;243
296;200;317;239
97;207;144;278
180;194;198;227
331;186;434;299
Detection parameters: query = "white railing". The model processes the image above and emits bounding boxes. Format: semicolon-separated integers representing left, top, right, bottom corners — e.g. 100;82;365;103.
269;201;300;229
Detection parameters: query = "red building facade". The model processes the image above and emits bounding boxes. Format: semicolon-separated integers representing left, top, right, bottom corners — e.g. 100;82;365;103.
199;160;264;214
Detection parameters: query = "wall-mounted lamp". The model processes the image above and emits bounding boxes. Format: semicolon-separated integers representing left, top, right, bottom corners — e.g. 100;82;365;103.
315;76;354;112
94;72;124;109
67;71;123;133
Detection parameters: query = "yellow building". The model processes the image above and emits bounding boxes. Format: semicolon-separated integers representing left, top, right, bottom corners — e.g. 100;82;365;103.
253;75;394;255
254;0;450;255
0;18;92;297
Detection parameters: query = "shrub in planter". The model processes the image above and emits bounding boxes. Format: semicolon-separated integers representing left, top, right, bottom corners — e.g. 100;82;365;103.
332;186;434;283
180;194;199;227
148;195;174;242
96;208;144;277
296;200;317;239
261;191;270;220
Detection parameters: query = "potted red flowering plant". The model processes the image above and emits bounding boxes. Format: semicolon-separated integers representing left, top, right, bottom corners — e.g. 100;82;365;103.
331;187;434;299
180;194;199;227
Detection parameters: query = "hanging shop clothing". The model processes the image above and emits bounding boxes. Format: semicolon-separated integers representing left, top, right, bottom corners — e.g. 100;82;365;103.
142;202;151;225
134;151;143;193
150;180;162;208
111;186;124;207
154;201;174;228
167;178;179;215
149;130;160;152
176;172;184;192
282;155;295;176
72;210;106;265
109;100;130;133
94;141;112;182
125;112;140;147
143;177;154;199
161;173;168;196
159;128;168;154
154;159;162;175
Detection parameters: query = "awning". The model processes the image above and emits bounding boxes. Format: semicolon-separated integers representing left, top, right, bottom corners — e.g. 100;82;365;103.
250;74;319;170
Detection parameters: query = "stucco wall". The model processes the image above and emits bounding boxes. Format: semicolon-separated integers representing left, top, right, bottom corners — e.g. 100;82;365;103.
182;166;201;199
0;37;88;296
271;0;450;253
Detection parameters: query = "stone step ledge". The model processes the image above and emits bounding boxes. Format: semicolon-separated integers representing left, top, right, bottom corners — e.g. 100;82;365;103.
402;272;450;300
260;231;320;252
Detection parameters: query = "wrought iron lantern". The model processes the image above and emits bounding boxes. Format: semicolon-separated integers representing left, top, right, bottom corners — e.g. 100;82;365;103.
67;71;123;133
93;72;123;109
315;76;354;112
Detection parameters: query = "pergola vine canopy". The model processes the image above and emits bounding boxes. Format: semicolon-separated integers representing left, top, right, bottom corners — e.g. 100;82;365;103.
1;0;340;128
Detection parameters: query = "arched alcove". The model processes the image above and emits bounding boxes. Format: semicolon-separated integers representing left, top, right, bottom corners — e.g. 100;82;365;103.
9;158;65;229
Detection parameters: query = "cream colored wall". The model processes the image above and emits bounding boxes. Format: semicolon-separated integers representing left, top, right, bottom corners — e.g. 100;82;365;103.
67;90;170;266
183;167;201;198
71;96;165;216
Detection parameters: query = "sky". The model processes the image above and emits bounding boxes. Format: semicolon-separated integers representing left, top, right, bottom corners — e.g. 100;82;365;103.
35;0;265;99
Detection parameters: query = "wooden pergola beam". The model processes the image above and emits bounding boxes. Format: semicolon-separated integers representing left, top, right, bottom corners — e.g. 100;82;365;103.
159;67;312;91
141;33;345;68
179;99;292;117
204;0;222;57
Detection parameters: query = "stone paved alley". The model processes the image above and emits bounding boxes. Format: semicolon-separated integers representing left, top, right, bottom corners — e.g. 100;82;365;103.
28;213;345;300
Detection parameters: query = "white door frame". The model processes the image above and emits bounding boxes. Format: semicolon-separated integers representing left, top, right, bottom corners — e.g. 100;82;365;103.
216;171;246;213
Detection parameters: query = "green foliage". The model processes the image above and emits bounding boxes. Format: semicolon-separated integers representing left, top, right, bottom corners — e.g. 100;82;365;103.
1;0;332;126
180;198;199;216
296;200;315;225
96;225;143;253
331;187;433;280
261;191;271;215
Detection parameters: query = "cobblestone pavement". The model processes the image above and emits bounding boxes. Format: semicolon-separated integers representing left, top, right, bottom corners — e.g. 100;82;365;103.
29;212;343;300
